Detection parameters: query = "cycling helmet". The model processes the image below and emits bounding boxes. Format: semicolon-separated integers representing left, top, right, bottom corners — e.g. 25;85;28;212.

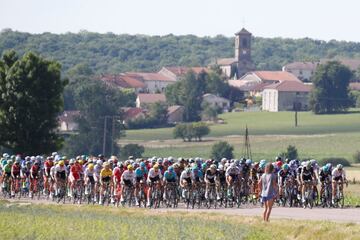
260;159;267;164
210;164;217;170
259;161;266;170
275;156;282;162
96;160;103;166
15;157;21;163
108;159;113;164
78;160;84;165
30;156;36;162
98;154;104;159
54;155;61;161
25;156;31;161
69;159;75;164
192;163;198;170
245;159;252;165
189;158;194;164
185;168;191;174
59;160;64;166
230;163;236;168
153;164;159;170
305;161;311;169
276;161;283;168
157;158;163;164
253;162;259;168
322;165;329;172
127;164;134;170
103;162;110;168
173;163;180;169
117;162;124;168
10;155;16;160
168;157;174;163
310;159;317;166
140;162;146;168
52;152;58;157
3;153;9;159
282;164;289;170
337;164;343;170
88;164;94;170
326;163;332;169
285;158;290;164
201;162;207;170
168;166;174;172
240;158;246;165
218;165;224;171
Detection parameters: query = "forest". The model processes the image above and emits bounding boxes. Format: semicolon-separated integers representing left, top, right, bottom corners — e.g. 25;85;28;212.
1;28;360;74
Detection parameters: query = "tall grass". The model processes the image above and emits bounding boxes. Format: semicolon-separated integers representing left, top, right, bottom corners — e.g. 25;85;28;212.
0;202;359;240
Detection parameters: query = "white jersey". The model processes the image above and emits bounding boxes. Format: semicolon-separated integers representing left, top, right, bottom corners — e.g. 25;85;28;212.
121;170;135;183
84;168;94;177
94;164;102;177
332;168;346;180
225;166;240;177
50;166;56;178
147;168;162;180
55;165;66;173
180;170;193;182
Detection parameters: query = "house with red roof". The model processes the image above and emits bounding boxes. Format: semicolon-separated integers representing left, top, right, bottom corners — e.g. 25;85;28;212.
98;74;146;93
136;93;166;109
158;66;209;81
262;81;312;112
124;72;175;93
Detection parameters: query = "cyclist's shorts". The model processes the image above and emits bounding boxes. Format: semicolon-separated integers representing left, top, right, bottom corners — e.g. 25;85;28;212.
102;176;111;182
150;175;160;183
124;179;133;186
88;176;95;184
136;176;143;183
165;178;176;183
333;176;343;182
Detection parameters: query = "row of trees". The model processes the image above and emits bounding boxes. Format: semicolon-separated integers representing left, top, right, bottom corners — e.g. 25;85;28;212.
173;122;210;142
2;29;360;74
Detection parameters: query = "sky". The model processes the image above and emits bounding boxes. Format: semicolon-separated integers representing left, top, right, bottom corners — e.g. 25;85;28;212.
1;0;360;42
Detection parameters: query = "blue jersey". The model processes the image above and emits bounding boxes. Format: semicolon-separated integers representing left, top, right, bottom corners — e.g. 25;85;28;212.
135;167;147;178
164;171;176;180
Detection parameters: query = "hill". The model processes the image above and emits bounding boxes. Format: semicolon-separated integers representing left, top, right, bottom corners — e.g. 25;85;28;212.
1;29;360;74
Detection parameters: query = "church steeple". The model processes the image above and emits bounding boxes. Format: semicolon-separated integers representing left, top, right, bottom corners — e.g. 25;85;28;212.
234;28;255;78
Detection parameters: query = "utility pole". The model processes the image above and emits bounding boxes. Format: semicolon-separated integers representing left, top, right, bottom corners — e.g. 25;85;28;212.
243;125;252;160
102;116;108;156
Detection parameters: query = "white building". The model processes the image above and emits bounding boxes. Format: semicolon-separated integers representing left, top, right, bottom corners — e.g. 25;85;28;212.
262;81;311;112
136;93;166;109
125;72;176;93
282;62;318;82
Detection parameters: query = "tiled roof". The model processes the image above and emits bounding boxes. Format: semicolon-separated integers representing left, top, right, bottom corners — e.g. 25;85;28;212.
162;66;208;76
58;111;80;122
121;107;145;120
253;71;301;82
216;58;237;66
99;74;146;88
264;81;311;92
168;105;184;115
320;58;360;71
126;72;175;82
235;28;251;35
284;62;318;70
137;93;166;103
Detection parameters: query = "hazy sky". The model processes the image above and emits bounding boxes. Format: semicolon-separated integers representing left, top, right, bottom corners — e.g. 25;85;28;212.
1;0;360;41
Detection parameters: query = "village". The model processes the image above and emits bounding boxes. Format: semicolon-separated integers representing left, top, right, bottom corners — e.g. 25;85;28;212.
58;28;360;132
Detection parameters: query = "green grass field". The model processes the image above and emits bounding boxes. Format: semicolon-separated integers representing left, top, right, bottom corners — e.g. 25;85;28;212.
124;111;360;141
121;111;360;161
0;201;359;240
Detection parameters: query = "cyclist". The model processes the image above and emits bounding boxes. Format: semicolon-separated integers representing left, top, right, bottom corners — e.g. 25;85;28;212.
99;162;113;204
11;158;21;197
20;160;31;191
54;160;67;197
204;164;220;200
147;164;163;207
43;157;54;195
300;161;316;203
134;162;147;205
120;165;135;204
319;164;332;201
29;160;41;197
180;167;193;198
332;164;347;204
225;163;240;187
163;166;178;201
278;163;291;200
84;163;95;195
93;159;103;196
2;159;12;193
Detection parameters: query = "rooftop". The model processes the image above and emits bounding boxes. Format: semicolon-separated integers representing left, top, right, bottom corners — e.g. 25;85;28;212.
264;81;311;92
252;71;301;82
137;93;166;103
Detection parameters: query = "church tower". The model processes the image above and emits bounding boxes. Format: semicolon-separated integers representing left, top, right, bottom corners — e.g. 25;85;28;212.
235;28;255;78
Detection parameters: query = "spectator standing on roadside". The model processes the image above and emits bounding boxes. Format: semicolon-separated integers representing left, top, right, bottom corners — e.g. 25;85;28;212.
259;163;277;222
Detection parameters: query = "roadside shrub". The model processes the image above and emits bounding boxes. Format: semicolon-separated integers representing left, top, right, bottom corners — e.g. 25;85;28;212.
319;157;351;167
210;141;234;160
353;151;360;163
121;144;144;159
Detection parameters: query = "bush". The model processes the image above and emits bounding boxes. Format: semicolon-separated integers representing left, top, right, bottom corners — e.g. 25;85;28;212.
318;158;351;167
173;122;210;142
285;145;298;160
121;144;144;159
353;151;360;163
210;141;234;160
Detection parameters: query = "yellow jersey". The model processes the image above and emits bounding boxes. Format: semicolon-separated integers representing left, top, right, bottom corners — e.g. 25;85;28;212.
100;168;112;178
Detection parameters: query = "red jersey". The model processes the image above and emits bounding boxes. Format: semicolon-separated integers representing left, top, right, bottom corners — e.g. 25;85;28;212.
44;160;54;175
30;165;40;178
113;167;123;182
70;164;81;180
11;164;21;176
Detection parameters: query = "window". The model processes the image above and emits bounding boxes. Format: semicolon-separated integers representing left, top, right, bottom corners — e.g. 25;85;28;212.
242;38;248;48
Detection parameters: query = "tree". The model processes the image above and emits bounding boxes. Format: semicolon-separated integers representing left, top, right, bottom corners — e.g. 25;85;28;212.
192;122;210;141
210;141;234;160
148;102;168;126
205;71;230;98
285;145;298;160
0;50;66;154
201;101;220;121
310;61;353;114
121;144;144;159
63;80;130;156
173;123;187;141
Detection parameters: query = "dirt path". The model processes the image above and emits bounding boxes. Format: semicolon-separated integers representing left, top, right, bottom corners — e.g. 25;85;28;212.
4;198;360;223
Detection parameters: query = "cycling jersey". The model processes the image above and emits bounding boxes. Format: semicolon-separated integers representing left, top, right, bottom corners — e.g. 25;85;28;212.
180;171;193;184
84;168;94;177
112;167;123;183
121;170;135;185
55;165;67;180
44;161;53;176
332;168;346;181
319;169;331;182
11;164;21;177
278;169;290;185
21;166;31;178
147;168;163;182
100;168;112;182
30;165;40;178
94;164;102;178
205;169;218;183
301;167;314;182
164;171;177;182
225;166;240;178
191;169;203;182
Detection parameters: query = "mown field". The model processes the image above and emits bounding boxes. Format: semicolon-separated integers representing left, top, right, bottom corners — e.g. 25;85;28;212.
122;111;360;161
124;111;360;141
0;201;359;240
